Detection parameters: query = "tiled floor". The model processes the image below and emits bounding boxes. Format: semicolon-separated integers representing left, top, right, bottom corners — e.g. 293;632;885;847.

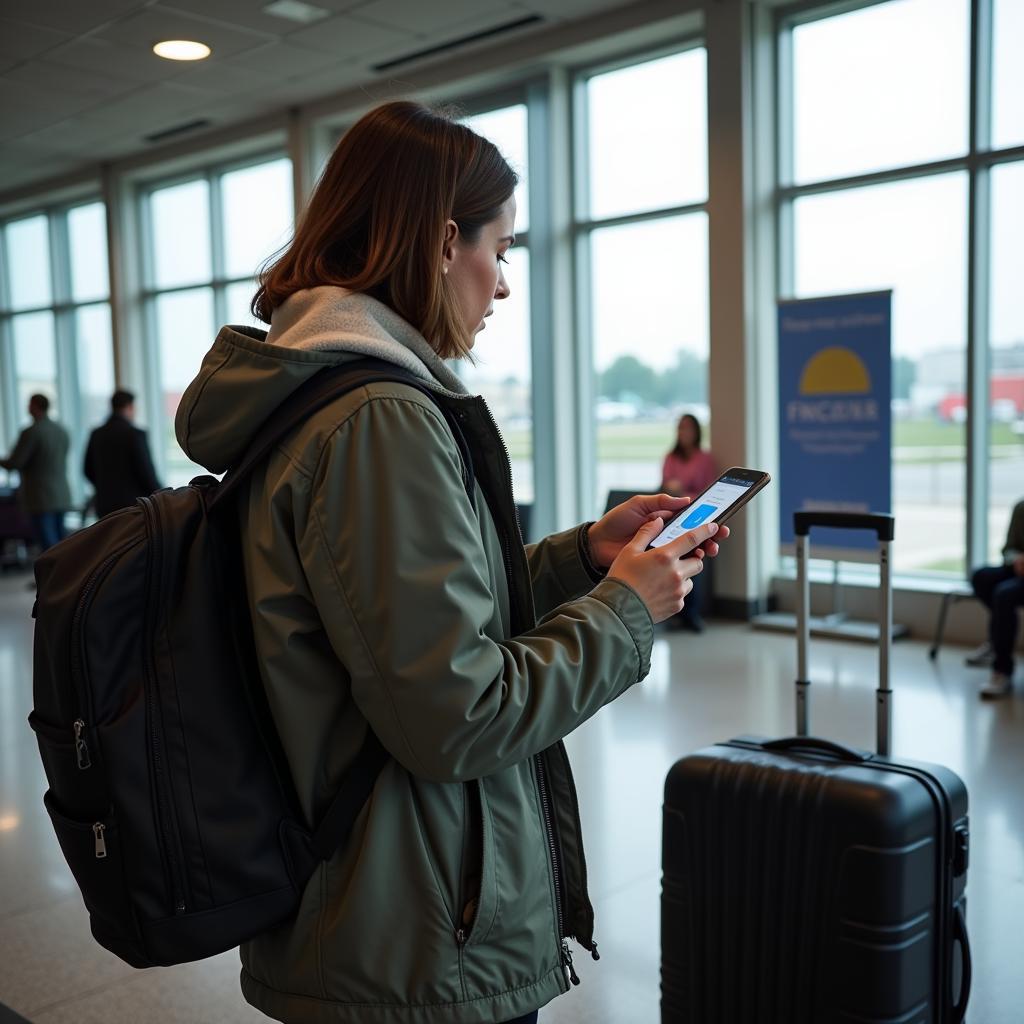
1;570;1022;1023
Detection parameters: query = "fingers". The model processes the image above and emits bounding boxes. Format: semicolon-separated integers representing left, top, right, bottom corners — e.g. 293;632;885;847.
634;493;691;514
629;517;664;552
660;521;719;559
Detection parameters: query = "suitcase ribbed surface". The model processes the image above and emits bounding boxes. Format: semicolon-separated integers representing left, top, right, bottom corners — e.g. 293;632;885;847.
661;747;950;1024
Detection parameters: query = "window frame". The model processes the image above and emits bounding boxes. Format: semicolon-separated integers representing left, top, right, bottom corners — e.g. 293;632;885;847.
572;37;710;517
0;199;113;506
138;149;293;484
775;0;1024;579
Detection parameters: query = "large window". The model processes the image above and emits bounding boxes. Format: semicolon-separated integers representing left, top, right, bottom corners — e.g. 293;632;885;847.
143;156;293;485
780;0;1020;578
459;104;534;502
578;47;710;513
0;202;115;507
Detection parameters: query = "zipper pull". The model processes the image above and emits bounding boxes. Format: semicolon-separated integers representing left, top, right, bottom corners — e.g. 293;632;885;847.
455;928;468;946
590;940;601;962
73;719;91;770
93;822;107;859
561;941;580;986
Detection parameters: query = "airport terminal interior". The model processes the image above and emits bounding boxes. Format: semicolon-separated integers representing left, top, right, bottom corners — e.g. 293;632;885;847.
1;0;1023;1021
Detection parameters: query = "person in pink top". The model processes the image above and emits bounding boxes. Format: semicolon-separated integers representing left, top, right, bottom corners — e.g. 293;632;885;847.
660;413;717;631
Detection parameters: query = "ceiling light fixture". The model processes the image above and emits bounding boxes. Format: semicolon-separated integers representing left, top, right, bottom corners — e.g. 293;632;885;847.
153;39;212;61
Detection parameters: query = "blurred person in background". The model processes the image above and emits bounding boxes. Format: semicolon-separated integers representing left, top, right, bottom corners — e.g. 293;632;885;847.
968;497;1024;699
660;413;717;632
0;394;71;553
84;389;162;518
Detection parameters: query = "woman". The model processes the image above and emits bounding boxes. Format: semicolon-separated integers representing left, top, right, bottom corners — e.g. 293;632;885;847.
660;414;717;632
175;101;725;1024
661;413;717;500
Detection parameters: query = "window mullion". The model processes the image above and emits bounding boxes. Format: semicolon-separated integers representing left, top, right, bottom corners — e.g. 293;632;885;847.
209;170;227;328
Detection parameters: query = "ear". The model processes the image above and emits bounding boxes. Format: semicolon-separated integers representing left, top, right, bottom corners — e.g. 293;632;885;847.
442;219;459;274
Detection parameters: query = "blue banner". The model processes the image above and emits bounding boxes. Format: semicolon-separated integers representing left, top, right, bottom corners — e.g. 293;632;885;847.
778;292;892;558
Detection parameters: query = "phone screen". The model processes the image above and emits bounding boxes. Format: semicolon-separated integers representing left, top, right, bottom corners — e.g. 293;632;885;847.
648;473;761;550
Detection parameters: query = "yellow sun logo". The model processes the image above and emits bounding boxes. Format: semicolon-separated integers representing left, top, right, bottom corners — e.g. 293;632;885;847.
799;346;871;395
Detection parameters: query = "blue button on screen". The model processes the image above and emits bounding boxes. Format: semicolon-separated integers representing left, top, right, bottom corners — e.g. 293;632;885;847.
681;503;716;528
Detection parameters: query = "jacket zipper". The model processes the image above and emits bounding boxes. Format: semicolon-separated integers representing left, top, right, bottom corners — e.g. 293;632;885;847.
455;781;485;947
139;496;188;915
466;398;579;987
68;522;141;773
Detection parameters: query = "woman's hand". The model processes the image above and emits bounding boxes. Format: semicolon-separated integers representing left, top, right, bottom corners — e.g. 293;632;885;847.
587;492;729;569
607;519;719;623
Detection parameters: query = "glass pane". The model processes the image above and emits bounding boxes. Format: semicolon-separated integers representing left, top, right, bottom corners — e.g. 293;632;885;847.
76;304;116;433
5;215;51;310
224;280;263;330
67;202;109;303
793;172;968;575
587;49;707;220
155;288;215;486
150;179;211;288
993;0;1024;150
988;161;1024;564
792;0;969;183
459;247;533;502
221;158;293;281
591;214;709;514
12;311;58;415
464;105;529;233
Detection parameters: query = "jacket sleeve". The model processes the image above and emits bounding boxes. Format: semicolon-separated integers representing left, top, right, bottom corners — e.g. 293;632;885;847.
297;393;654;784
525;525;605;617
132;429;162;494
1;428;35;472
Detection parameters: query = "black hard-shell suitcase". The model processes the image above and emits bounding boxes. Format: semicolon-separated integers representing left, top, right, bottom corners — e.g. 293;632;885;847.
661;512;971;1023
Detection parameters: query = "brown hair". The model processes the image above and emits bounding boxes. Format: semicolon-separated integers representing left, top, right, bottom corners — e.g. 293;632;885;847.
253;100;517;359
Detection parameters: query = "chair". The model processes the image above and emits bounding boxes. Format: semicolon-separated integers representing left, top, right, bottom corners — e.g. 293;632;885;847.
603;489;637;515
928;584;975;660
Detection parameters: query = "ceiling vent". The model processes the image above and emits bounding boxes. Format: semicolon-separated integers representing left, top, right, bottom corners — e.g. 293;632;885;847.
144;119;212;143
372;14;543;73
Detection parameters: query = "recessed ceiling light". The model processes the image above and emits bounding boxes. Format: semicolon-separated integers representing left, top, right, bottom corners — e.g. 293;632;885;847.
263;0;330;24
153;39;212;61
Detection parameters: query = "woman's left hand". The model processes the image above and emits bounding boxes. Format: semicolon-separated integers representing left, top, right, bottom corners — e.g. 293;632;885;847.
587;492;730;569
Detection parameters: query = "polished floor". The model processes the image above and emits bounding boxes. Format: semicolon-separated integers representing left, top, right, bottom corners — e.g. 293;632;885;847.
1;570;1021;1023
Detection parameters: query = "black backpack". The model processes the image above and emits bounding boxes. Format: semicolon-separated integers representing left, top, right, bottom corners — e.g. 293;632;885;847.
29;359;474;968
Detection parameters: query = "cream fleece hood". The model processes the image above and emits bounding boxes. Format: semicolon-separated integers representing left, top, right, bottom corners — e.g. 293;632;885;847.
175;287;467;474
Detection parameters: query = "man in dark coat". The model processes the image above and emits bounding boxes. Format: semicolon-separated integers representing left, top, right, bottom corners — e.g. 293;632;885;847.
0;393;72;551
84;390;162;518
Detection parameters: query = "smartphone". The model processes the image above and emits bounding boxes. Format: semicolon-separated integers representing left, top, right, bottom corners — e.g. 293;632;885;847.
647;467;771;551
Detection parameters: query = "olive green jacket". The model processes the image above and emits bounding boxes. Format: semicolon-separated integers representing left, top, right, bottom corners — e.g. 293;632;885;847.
175;292;655;1024
1;415;72;513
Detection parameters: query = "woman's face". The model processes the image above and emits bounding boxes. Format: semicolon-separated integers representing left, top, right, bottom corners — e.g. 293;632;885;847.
678;417;698;449
443;197;516;344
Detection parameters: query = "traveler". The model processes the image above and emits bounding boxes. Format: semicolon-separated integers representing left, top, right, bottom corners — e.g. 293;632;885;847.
660;413;717;631
83;389;162;517
968;498;1024;699
175;100;726;1024
0;394;71;552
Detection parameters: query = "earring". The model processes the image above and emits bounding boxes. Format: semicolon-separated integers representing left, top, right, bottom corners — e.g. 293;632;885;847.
443;266;448;275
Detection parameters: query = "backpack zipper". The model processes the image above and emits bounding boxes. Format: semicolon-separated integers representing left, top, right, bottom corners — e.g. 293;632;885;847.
68;527;142;773
139;496;188;915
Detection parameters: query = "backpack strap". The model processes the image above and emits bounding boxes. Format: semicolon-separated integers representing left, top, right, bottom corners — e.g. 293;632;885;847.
210;357;476;863
210;357;475;511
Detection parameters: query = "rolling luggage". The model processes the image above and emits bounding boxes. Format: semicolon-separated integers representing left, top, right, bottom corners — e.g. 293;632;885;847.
661;512;971;1023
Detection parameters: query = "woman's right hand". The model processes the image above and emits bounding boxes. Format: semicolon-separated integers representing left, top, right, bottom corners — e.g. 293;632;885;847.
607;518;719;623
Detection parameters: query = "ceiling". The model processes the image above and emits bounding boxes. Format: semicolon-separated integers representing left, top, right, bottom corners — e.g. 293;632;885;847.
0;0;632;198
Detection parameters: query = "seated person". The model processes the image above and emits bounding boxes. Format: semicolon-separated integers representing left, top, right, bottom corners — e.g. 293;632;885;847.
969;498;1024;699
661;414;717;631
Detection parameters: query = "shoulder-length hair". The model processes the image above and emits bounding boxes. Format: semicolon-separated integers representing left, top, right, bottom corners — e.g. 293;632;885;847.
253;100;517;360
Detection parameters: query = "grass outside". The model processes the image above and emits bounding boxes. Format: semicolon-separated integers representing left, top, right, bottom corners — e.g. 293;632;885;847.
502;418;1022;463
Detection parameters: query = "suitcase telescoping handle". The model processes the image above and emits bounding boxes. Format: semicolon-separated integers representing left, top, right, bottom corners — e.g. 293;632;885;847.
794;511;895;757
